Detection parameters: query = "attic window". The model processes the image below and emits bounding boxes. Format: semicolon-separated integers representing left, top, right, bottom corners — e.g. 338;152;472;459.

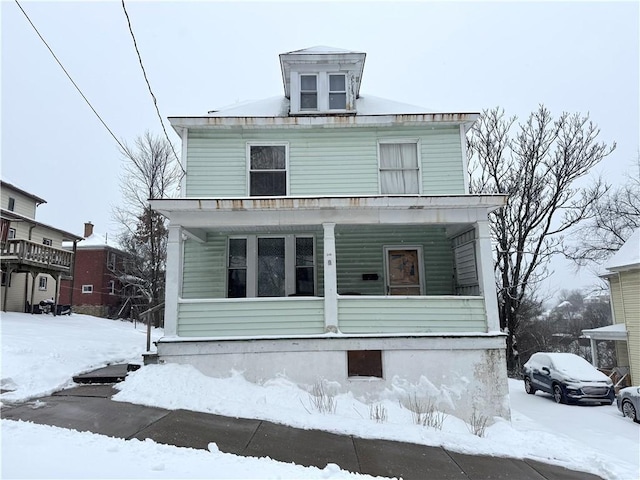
8;197;15;211
300;75;317;110
329;74;346;109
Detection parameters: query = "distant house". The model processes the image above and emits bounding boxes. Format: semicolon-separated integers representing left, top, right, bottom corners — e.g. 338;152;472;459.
1;180;83;313
585;229;640;386
150;47;510;421
59;222;128;318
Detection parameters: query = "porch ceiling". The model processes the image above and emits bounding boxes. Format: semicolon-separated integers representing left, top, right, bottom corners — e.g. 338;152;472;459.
150;195;507;230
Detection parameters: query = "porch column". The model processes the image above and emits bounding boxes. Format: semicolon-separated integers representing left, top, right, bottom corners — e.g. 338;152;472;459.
590;338;599;367
323;222;338;332
29;272;37;314
164;225;183;337
475;220;500;332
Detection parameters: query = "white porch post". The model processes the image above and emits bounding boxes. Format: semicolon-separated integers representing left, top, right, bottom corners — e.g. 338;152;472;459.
590;338;599;367
164;225;183;337
476;220;500;332
323;222;338;332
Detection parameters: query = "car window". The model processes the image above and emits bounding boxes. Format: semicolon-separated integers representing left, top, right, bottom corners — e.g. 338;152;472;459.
536;354;551;368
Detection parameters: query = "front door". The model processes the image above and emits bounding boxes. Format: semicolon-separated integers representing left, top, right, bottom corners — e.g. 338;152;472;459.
385;247;423;295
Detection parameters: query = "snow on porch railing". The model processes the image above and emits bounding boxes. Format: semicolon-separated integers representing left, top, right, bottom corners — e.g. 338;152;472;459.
1;239;73;270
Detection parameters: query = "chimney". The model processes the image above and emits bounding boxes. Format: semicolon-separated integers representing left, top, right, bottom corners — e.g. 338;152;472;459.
84;222;94;238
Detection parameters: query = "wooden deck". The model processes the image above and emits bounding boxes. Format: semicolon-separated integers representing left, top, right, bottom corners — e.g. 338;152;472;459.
1;239;74;274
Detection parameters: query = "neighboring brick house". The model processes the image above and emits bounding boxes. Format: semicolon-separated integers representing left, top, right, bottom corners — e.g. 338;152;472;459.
1;179;83;312
59;222;127;318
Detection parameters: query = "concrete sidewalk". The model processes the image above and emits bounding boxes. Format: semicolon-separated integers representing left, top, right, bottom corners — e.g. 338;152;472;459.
1;384;602;480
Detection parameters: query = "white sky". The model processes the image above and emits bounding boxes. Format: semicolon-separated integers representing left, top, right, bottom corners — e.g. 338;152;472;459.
2;1;639;298
1;312;638;479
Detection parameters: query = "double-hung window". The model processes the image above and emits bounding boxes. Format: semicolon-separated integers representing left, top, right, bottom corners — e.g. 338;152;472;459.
38;276;48;291
379;141;420;194
300;75;318;110
329;74;346;110
227;235;315;298
249;144;288;196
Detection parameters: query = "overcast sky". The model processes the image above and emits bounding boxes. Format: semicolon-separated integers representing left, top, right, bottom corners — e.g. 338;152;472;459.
2;1;638;300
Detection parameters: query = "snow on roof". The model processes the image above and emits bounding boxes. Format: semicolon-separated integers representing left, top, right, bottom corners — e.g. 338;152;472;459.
207;94;436;118
63;232;121;250
604;229;640;271
283;46;363;55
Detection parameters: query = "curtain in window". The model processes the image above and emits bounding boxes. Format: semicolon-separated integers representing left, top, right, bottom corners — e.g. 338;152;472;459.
379;143;419;194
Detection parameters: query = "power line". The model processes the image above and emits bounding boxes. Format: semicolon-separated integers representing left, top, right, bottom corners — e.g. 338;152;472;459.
14;0;127;153
121;0;185;175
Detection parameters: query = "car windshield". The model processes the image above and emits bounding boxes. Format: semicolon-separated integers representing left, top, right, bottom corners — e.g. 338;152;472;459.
549;354;606;379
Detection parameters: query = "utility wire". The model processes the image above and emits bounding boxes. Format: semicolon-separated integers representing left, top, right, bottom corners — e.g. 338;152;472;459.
14;0;127;153
121;0;185;175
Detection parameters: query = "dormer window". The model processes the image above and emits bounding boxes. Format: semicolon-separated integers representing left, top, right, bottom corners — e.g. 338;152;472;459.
300;75;318;110
329;74;346;110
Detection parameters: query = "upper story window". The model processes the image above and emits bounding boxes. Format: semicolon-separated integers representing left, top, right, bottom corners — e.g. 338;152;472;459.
8;228;16;239
248;144;288;196
107;252;116;270
291;72;350;114
42;238;53;246
7;197;15;211
329;74;346;110
300;75;318;110
378;141;420;194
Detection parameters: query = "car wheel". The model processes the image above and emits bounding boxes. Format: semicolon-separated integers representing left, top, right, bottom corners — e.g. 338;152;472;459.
524;377;536;395
622;400;639;422
553;384;566;404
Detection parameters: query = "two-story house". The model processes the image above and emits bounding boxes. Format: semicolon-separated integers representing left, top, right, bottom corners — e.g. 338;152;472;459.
150;47;510;421
59;222;129;318
1;180;83;313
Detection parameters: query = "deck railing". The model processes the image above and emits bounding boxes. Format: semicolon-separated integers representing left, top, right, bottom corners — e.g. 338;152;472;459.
1;239;74;270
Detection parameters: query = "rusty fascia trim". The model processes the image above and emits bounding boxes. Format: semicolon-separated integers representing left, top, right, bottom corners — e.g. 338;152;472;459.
168;112;480;130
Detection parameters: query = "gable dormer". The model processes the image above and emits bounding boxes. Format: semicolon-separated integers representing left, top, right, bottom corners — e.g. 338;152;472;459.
279;46;366;115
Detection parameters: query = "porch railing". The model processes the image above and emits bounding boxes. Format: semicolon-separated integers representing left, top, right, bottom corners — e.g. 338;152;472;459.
1;239;73;270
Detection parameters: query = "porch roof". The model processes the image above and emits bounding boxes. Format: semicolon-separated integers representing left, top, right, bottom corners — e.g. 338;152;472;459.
150;194;507;233
581;323;627;341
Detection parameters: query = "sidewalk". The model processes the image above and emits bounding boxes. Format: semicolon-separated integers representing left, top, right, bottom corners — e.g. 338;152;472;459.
1;381;603;480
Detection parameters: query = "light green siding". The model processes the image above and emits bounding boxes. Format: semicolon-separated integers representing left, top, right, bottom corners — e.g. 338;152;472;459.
338;296;487;333
335;225;454;295
178;298;325;336
185;126;465;197
180;226;454;299
1;186;38;219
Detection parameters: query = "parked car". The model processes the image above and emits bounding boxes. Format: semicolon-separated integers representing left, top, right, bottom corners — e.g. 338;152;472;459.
617;386;640;422
522;352;614;405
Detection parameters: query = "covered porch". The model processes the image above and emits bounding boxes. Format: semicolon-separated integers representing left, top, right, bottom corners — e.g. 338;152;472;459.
151;194;507;338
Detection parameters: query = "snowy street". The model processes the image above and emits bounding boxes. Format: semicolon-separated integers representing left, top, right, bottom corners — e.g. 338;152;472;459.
1;313;638;479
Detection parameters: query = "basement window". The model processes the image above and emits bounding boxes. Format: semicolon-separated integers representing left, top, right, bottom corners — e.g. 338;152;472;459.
82;285;93;294
347;350;383;378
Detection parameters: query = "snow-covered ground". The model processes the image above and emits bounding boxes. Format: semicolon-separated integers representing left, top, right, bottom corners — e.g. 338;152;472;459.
1;312;638;480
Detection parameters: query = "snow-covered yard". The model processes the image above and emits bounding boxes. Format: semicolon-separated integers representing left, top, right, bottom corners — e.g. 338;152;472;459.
1;312;638;480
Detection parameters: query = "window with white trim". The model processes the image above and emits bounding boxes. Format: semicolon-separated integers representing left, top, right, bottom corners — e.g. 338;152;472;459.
107;252;116;270
379;141;420;194
82;285;93;294
108;280;115;295
248;144;287;196
227;235;315;298
8;228;16;239
329;74;346;110
300;74;318;110
38;276;48;291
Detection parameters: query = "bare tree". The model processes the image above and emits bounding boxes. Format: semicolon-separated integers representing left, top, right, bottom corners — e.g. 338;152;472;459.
566;153;640;266
468;106;615;373
114;132;181;314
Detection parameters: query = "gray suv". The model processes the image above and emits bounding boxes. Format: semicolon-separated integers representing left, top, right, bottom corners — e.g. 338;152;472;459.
522;352;614;405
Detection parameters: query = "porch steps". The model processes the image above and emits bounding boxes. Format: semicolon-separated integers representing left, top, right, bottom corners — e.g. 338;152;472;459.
72;363;141;385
